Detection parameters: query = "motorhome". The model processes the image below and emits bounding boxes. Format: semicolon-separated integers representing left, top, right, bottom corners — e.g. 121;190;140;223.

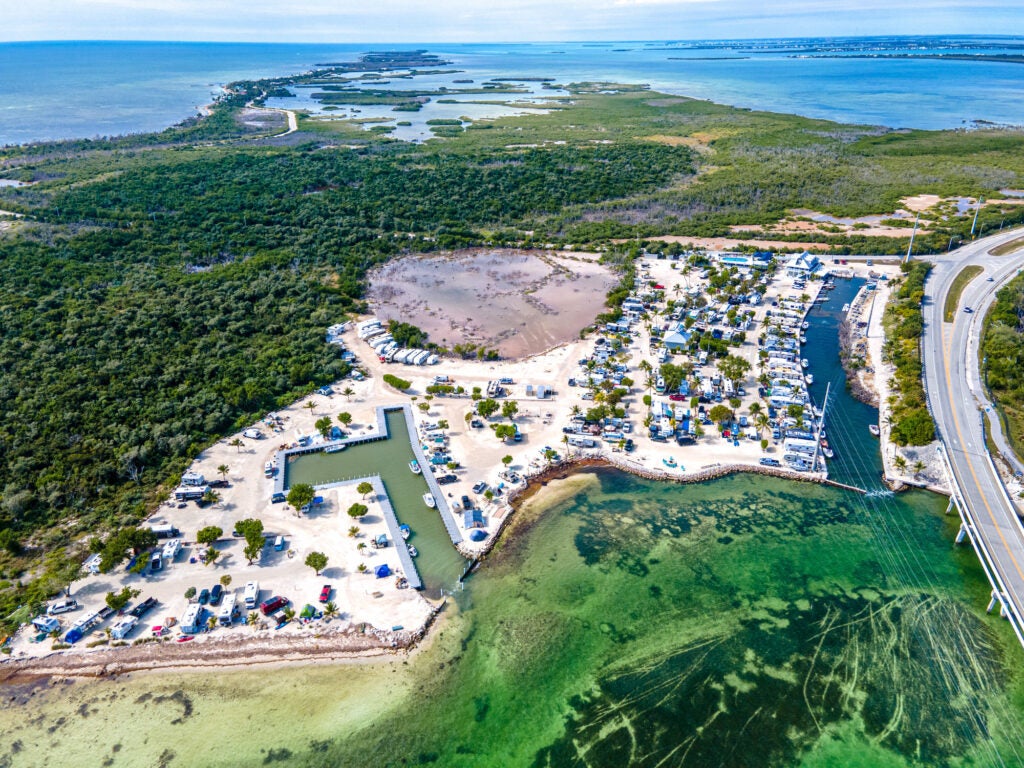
109;616;138;640
161;538;182;561
243;581;260;609
218;594;238;626
180;603;205;634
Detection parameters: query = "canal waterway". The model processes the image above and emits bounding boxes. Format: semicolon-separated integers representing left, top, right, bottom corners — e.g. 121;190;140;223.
284;409;467;595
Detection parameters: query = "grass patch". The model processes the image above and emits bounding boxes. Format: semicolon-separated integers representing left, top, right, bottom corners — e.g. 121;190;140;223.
982;272;1024;463
989;235;1024;257
944;265;984;322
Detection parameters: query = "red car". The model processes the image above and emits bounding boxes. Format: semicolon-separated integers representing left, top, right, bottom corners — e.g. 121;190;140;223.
319;585;332;603
669;394;687;401
260;596;288;616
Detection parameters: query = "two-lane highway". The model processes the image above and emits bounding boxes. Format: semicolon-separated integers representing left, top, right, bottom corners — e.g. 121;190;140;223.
922;227;1024;645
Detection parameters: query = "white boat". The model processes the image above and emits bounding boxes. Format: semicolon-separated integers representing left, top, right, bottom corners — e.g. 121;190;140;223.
869;424;880;437
822;447;835;459
409;460;421;474
805;374;814;384
800;336;807;344
842;303;850;313
801;321;809;330
408;545;418;557
399;524;411;540
801;359;809;368
324;443;346;453
423;493;436;508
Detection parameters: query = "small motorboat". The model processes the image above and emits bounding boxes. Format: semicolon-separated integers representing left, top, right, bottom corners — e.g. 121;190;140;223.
869;424;881;437
409;459;421;474
423;493;436;508
399;524;411;540
408;544;418;557
801;321;809;330
324;443;346;453
822;446;835;459
801;359;809;368
805;374;814;384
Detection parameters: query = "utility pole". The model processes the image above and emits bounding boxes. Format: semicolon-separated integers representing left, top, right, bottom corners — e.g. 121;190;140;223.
971;197;984;238
904;212;920;263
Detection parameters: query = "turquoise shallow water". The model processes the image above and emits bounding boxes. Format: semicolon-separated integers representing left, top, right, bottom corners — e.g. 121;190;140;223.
5;264;1022;766
4;470;1023;767
3;37;1024;144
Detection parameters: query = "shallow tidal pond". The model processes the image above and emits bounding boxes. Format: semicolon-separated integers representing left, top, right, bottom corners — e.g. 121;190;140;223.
4;469;1024;767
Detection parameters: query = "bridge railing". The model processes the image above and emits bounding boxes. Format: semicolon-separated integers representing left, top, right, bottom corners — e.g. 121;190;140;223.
939;446;1024;649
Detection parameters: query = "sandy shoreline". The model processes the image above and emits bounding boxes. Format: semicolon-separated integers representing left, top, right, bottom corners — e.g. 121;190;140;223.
0;607;444;685
1;454;859;684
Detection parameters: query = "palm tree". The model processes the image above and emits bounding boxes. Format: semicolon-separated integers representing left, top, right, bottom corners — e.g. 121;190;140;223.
913;459;926;478
305;400;317;417
207;615;218;631
357;542;367;556
348;525;360;538
571;404;582;418
894;455;908;473
562;434;571;458
229;438;244;453
341;386;355;402
755;413;770;438
324;601;339;619
357;563;368;573
246;611;259;629
217;464;230;482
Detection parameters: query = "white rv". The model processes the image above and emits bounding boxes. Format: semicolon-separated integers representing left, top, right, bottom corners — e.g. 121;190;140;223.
243;581;260;610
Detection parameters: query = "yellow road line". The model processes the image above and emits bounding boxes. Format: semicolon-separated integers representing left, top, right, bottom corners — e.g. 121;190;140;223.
943;316;1024;585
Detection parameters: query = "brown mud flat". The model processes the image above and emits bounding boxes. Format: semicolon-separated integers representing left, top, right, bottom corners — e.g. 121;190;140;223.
0;621;430;685
366;248;616;359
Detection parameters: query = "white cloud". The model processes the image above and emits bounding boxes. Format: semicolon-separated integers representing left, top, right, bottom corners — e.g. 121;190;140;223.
2;0;1022;42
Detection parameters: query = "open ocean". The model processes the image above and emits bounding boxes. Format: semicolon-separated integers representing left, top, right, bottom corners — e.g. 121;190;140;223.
2;36;1024;144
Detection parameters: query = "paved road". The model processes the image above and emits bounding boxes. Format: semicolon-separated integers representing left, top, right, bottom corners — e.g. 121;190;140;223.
921;227;1024;641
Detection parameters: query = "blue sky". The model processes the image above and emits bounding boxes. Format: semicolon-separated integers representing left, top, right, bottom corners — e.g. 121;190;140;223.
4;0;1022;42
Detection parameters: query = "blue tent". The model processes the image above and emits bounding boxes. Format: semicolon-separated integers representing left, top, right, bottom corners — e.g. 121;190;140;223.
375;564;391;578
64;628;84;644
470;530;488;542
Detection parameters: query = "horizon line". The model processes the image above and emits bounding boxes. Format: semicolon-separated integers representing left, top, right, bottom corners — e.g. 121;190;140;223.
2;33;1023;46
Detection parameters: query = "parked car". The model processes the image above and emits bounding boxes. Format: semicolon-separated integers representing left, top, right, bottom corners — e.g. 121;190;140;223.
319;585;332;603
669;394;687;402
437;474;458;485
210;584;223;606
271;492;286;504
472;482;487;494
198;589;210;605
759;458;782;467
260;596;289;616
461;495;472;509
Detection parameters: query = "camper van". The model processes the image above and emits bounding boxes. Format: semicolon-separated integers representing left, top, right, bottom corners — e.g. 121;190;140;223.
109;616;138;640
218;594;238;627
180;603;205;634
243;581;260;610
148;523;181;539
